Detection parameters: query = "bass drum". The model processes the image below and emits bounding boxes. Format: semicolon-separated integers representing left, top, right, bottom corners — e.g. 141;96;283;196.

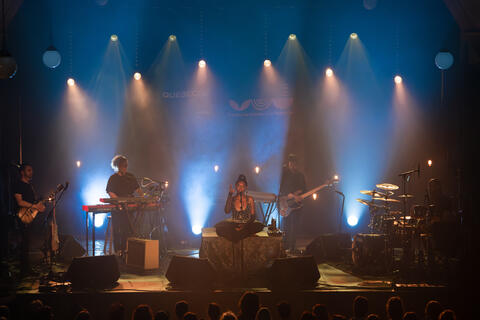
352;233;391;274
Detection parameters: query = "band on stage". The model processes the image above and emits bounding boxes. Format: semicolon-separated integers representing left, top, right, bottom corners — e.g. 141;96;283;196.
12;152;461;275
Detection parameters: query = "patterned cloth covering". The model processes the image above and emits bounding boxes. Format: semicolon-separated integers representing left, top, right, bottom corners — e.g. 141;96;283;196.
199;228;285;277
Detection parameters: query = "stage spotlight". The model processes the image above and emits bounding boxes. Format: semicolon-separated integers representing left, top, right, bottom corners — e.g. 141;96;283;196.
347;216;359;226
214;165;219;172
264;59;272;67
350;33;358;39
169;35;176;42
427;159;433;167
76;160;81;168
67;78;75;86
312;193;318;200
289;34;296;40
165;181;169;188
325;68;333;77
133;72;142;80
333;174;339;181
192;225;202;235
255;166;260;174
394;75;402;84
198;59;206;68
110;34;118;42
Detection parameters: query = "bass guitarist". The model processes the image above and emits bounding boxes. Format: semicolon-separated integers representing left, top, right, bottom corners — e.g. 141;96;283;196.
279;154;306;253
13;163;45;276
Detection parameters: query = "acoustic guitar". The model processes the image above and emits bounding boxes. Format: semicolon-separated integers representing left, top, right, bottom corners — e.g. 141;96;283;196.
278;179;335;217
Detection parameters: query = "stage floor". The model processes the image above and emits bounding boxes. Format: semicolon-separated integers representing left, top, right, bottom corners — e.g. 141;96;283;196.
8;246;456;320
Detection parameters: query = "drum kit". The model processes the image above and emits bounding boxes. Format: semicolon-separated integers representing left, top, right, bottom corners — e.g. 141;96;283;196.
353;182;432;273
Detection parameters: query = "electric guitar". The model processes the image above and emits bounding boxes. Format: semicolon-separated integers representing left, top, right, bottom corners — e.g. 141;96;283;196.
17;184;64;224
278;179;335;217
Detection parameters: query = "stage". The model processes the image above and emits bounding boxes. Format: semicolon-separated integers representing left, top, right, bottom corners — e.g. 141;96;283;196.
7;244;456;320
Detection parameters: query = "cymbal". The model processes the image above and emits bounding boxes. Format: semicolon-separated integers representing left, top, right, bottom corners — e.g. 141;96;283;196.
376;183;399;191
356;198;385;209
398;194;415;198
360;190;394;197
372;197;400;203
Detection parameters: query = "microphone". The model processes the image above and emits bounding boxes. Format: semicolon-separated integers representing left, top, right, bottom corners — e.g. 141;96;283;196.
64;181;70;191
334;190;344;196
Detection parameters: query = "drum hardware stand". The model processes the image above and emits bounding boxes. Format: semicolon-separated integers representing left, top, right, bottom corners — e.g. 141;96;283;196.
398;166;419;270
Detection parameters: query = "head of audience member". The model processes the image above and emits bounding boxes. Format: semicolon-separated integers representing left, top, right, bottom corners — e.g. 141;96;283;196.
0;306;9;319
238;292;260;320
38;305;54;320
155;311;169;320
439;309;456;320
220;311;238;320
208;303;221;320
331;315;347;320
75;310;91;320
0;316;7;320
424;300;442;320
276;301;291;320
402;312;417;320
184;312;198;320
300;311;315;320
27;299;44;318
133;304;153;320
175;301;189;320
109;302;126;320
366;315;379;320
255;307;271;320
353;296;368;319
386;296;404;320
312;304;328;320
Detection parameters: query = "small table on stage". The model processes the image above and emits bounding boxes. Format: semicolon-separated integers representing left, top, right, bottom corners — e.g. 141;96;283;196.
200;227;285;277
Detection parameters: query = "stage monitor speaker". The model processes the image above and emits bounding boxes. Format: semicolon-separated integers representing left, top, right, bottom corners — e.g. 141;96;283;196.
165;255;215;288
65;255;120;289
58;235;86;261
268;256;320;289
305;233;351;262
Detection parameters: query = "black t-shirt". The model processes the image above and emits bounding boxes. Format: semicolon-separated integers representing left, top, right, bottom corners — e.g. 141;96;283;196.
280;167;306;196
106;172;139;197
13;180;37;210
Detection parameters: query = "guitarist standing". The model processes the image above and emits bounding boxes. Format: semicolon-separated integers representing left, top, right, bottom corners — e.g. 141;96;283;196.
13;164;45;276
279;154;306;253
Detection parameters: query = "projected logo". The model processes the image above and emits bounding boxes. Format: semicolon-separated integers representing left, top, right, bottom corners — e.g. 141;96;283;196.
228;97;293;114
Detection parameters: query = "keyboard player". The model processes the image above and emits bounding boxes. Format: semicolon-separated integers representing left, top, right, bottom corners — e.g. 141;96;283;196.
106;155;142;255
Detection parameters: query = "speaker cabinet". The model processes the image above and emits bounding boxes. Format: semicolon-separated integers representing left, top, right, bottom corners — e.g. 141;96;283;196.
268;256;320;289
66;255;120;289
166;255;215;288
127;238;159;270
305;233;352;262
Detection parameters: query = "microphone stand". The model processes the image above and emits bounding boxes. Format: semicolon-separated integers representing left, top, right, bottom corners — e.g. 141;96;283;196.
330;184;345;233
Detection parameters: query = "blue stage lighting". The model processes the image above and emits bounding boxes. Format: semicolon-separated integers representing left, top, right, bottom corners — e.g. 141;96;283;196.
182;162;216;235
82;174;109;228
192;225;202;235
347;215;359;226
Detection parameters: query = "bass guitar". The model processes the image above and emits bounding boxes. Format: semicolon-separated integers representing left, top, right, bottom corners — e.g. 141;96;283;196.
17;184;65;224
278;179;335;217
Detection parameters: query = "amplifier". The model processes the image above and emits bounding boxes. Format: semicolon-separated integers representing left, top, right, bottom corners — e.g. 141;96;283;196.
126;238;159;270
